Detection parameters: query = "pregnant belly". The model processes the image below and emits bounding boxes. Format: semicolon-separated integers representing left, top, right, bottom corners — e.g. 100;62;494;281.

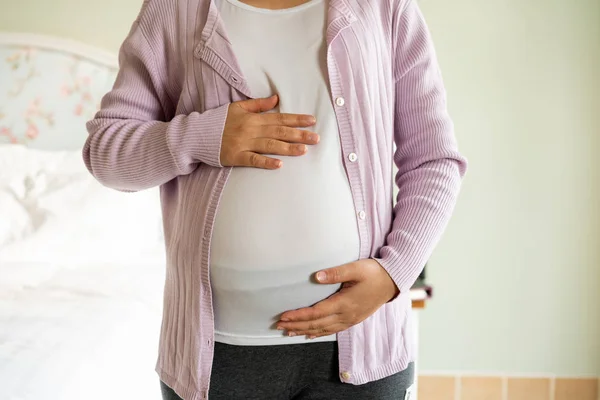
209;156;360;341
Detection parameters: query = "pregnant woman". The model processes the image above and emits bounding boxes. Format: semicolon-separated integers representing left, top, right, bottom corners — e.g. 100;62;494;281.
83;0;467;398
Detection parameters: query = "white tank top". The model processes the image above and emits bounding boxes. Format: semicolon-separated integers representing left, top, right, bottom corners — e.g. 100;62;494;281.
210;0;360;345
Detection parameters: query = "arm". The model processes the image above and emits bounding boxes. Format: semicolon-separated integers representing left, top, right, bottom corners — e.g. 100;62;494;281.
374;0;468;295
83;12;228;192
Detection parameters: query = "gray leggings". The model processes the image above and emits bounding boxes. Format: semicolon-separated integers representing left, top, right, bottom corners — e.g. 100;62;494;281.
161;341;414;400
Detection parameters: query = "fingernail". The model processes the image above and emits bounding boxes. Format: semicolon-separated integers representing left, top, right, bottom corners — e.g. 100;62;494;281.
308;116;316;124
288;332;296;337
316;272;326;282
308;336;316;340
276;326;284;330
280;317;290;322
297;144;306;153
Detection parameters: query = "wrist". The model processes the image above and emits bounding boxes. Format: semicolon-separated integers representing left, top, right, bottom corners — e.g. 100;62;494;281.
387;284;400;303
370;258;400;303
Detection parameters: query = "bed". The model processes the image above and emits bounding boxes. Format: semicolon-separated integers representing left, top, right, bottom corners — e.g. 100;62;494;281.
0;33;166;400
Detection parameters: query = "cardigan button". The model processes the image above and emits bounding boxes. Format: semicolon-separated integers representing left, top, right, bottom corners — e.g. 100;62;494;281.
340;371;351;380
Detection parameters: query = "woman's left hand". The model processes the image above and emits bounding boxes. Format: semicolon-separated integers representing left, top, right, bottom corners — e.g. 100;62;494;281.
277;259;400;339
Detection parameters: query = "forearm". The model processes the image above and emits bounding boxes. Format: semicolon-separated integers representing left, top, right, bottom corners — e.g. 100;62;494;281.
84;105;228;192
375;158;462;294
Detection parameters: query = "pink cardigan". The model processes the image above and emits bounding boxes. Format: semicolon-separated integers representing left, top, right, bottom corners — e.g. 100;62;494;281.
83;0;467;398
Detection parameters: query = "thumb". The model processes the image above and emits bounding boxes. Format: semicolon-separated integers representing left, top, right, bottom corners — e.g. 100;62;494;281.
237;94;279;113
315;263;360;284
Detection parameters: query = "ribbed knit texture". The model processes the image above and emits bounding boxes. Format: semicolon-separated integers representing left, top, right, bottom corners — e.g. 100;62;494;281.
83;0;467;399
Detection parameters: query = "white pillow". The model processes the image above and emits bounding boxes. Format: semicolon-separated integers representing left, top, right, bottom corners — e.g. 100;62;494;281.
0;144;42;183
0;185;33;246
0;146;164;266
0;144;59;246
0;144;76;183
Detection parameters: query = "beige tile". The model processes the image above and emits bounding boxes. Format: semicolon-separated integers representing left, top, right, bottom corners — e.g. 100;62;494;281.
555;378;598;400
507;378;550;400
460;376;502;400
418;376;456;400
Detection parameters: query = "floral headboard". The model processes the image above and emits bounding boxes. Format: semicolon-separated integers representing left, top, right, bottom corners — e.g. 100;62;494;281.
0;33;118;150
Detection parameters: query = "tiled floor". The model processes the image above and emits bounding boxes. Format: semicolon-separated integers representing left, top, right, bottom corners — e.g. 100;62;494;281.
418;376;456;400
417;375;599;400
506;378;551;400
555;379;598;400
460;377;503;400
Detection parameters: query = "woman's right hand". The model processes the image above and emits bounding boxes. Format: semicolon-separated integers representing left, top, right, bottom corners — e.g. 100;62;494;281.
220;95;320;169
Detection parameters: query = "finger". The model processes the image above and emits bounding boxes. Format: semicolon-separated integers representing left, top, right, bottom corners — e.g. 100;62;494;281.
316;262;363;284
236;95;279;113
238;152;282;170
258;112;316;128
280;296;341;322
260;126;320;144
276;314;340;335
306;323;349;339
251;138;308;157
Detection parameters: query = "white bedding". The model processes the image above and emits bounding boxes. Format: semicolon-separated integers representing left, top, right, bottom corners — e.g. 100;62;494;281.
0;145;169;399
0;257;166;400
